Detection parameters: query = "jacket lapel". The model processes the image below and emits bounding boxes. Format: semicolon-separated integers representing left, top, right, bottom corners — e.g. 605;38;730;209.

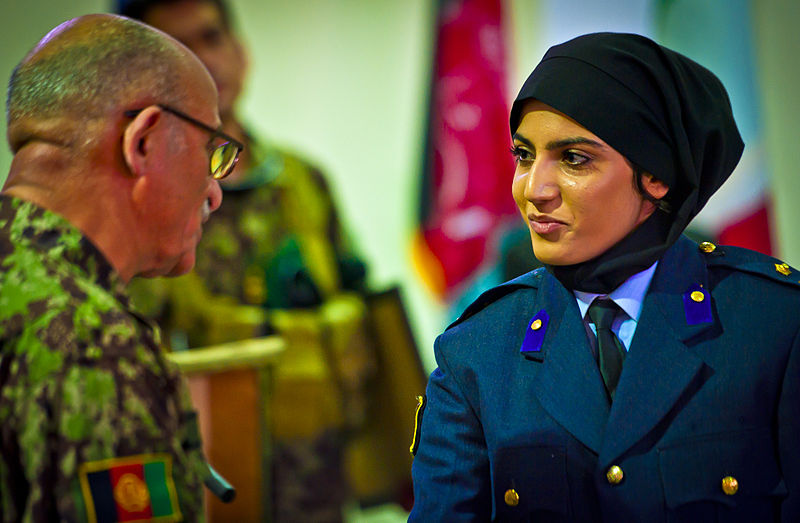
529;273;610;454
599;237;717;466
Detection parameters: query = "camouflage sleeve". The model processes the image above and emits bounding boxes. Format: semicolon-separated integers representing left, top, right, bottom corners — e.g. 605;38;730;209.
2;281;207;521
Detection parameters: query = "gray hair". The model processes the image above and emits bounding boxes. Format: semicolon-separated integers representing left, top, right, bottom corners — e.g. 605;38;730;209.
7;15;185;129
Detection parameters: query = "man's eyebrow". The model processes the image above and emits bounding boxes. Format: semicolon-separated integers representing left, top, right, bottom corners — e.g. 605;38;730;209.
512;133;608;151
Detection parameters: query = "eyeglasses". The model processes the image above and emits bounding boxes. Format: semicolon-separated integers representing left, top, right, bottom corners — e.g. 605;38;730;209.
124;104;244;180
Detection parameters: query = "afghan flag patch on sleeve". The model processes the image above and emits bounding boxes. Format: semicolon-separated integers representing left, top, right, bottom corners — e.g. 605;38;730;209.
78;453;183;522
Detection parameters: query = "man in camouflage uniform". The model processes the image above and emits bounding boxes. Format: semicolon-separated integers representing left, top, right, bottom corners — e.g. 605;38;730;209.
117;2;375;521
0;14;235;521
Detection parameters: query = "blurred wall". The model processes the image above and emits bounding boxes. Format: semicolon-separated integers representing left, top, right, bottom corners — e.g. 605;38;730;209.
752;0;800;265
2;0;799;373
229;1;444;371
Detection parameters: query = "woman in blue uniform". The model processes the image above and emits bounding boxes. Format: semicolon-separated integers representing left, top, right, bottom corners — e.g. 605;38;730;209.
409;32;799;522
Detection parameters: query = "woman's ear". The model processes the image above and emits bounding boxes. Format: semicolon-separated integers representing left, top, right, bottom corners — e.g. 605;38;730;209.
641;173;669;200
122;106;163;177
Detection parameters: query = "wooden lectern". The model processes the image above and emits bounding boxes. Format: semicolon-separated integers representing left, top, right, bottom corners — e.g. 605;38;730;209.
167;336;285;522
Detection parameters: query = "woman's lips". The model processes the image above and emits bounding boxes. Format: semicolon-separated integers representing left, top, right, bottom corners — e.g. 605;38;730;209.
530;216;566;235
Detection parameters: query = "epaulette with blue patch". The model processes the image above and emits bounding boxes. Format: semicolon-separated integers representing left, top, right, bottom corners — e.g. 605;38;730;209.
447;268;545;330
697;241;800;289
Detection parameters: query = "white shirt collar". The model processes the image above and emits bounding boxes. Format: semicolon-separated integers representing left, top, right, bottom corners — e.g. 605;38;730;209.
573;261;658;321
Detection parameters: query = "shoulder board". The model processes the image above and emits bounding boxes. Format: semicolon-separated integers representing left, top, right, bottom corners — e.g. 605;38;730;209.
447;268;545;330
698;241;800;289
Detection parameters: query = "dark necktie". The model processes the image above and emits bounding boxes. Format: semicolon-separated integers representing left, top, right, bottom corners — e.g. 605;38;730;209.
587;299;626;401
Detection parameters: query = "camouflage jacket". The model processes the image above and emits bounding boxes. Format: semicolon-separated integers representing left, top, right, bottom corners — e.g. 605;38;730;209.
0;195;206;522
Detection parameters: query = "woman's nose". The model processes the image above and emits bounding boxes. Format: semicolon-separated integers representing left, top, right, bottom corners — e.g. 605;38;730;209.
524;160;560;208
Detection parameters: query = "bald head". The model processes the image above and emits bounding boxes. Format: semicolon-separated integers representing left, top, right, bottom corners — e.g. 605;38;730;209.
6;14;204;152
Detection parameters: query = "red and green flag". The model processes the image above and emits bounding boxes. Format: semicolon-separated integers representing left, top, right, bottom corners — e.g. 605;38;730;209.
413;0;518;301
79;454;181;522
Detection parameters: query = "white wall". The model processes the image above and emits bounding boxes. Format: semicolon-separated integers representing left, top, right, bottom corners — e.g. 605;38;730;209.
228;1;445;371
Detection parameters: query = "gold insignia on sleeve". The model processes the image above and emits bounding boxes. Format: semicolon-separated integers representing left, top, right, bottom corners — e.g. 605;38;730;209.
775;263;792;276
410;395;427;456
114;473;150;512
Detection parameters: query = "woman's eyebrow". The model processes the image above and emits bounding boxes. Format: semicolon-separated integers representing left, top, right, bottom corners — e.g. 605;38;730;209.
512;133;534;149
513;133;607;151
546;137;607;150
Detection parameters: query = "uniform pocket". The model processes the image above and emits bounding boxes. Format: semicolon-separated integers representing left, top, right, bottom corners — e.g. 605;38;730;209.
658;427;786;521
492;445;570;522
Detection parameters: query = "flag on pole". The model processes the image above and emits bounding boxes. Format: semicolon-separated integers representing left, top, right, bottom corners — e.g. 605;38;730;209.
412;0;518;300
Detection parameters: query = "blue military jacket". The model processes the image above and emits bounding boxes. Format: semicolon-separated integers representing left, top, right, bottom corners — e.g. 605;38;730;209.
409;236;800;522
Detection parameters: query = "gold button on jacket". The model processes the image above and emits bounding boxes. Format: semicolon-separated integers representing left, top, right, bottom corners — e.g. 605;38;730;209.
606;465;624;485
504;488;520;506
699;241;716;253
721;476;738;495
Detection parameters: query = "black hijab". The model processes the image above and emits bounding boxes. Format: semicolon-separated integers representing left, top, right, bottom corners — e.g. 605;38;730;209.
510;32;743;293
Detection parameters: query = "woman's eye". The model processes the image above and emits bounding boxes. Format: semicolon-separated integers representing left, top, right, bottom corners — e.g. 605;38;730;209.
563;150;590;166
510;146;534;164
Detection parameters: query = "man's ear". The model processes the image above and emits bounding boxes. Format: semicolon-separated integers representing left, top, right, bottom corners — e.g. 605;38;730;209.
122;106;163;177
641;173;669;200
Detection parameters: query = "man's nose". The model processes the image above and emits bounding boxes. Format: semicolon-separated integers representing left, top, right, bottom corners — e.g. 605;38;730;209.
206;178;223;215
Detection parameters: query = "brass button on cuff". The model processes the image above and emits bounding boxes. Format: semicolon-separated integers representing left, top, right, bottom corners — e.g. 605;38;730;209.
721;476;738;495
699;241;716;253
504;488;519;506
690;290;705;302
606;465;624;485
530;319;542;330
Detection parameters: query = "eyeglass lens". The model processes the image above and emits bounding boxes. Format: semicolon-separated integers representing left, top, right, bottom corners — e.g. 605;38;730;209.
210;143;238;179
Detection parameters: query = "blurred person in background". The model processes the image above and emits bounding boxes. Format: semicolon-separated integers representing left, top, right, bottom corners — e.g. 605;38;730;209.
115;1;379;520
0;13;237;520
